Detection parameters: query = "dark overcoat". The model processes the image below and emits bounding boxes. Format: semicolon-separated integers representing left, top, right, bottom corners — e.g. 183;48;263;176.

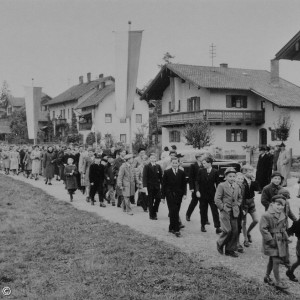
43;151;56;179
195;168;219;200
256;153;272;190
261;182;281;211
64;164;78;190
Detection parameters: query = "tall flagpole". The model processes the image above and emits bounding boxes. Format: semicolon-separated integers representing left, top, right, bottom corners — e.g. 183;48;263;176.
128;21;132;153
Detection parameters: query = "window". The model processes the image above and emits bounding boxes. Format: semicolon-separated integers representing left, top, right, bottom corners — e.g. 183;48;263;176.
178;100;181;112
52;111;55;119
226;95;247;108
187;97;200;111
271;130;281;141
120;118;126;123
169;130;180;142
169;101;172;113
105;113;112;123
136;114;142;123
7;106;12;115
68;109;70;119
62;109;65;118
120;134;126;143
226;129;247;142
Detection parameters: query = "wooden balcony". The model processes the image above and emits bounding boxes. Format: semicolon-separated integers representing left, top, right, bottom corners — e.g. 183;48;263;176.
79;122;92;131
158;110;264;126
55;118;67;126
158;111;204;126
205;110;264;124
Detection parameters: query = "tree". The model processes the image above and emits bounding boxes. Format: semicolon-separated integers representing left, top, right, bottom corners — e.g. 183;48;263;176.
183;120;213;149
9;107;29;143
0;81;11;108
132;124;149;154
273;112;292;142
69;111;78;135
158;52;175;68
86;132;101;146
148;100;162;145
66;111;81;143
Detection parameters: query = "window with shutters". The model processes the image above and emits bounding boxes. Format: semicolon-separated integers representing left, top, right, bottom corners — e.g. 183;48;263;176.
226;129;247;142
226;95;247;108
169;130;180;142
271;130;281;141
105;113;112;123
120;134;126;143
187;97;200;112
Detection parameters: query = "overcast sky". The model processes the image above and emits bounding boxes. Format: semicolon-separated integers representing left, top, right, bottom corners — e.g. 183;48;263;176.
0;0;300;97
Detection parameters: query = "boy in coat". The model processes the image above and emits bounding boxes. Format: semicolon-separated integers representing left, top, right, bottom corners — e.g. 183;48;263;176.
260;195;289;290
215;167;242;258
261;172;283;211
161;157;187;237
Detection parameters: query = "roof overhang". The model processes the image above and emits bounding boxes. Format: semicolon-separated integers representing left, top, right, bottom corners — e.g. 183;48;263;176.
275;31;300;61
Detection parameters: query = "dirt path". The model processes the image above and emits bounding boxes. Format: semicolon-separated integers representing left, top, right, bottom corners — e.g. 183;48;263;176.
5;172;300;295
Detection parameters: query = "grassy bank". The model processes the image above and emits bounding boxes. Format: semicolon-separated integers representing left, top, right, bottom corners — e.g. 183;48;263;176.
0;174;294;299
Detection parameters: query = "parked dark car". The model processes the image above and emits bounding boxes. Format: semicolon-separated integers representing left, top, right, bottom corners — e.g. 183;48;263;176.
158;149;241;182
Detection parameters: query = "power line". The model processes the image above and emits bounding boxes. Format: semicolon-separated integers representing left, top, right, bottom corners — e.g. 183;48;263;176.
209;43;216;66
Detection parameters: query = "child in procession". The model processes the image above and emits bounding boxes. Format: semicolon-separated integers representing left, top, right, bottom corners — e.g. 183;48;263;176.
64;157;78;202
235;172;245;253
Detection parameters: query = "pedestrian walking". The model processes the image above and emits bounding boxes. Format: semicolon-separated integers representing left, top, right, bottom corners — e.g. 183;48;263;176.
43;146;57;185
64;157;78;202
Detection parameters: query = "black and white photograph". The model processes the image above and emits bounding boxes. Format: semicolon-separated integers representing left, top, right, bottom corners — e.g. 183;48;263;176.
1;0;300;298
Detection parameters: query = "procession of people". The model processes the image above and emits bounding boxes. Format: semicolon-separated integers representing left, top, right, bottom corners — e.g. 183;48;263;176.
0;141;298;290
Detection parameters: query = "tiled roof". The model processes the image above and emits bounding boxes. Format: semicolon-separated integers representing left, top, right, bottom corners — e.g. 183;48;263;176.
143;63;300;107
275;30;300;61
9;97;25;107
47;76;114;106
76;84;115;109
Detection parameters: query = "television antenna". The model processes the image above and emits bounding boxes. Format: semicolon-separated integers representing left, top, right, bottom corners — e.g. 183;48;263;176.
209;43;216;66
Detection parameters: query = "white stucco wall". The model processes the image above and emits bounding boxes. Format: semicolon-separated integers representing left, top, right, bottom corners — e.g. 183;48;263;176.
92;92;149;144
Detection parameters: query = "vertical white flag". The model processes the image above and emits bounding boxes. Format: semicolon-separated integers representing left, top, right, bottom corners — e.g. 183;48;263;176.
24;86;42;140
114;30;143;119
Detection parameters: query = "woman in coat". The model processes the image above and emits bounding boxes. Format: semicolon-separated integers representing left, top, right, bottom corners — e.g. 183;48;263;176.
31;145;42;180
82;148;94;202
9;146;20;175
135;154;149;212
2;146;10;175
64;157;78;201
23;147;33;178
43;146;57;185
277;143;291;187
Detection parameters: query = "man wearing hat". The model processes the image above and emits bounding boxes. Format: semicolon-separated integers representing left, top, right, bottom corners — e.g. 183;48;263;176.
261;171;283;211
117;154;136;215
215;167;242;257
89;154;106;207
143;152;163;220
256;146;272;193
277;143;291;187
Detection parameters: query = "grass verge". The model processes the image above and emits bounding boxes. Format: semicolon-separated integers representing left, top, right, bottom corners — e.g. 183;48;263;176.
0;174;296;299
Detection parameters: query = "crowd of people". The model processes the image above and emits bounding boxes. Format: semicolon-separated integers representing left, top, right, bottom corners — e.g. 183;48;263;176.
0;142;299;290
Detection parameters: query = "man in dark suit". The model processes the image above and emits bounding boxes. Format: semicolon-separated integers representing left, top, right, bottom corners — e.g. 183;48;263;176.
186;152;205;221
256;146;271;193
195;157;222;234
143;153;163;220
161;157;187;237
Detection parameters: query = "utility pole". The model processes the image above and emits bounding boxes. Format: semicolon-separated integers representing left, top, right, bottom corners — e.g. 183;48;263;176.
209;43;216;66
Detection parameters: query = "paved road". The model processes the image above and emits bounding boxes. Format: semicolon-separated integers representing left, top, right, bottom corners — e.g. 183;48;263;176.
5;171;300;294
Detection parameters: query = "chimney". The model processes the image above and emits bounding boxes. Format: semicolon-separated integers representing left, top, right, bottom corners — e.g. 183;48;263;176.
87;72;91;83
79;76;83;84
99;74;104;78
220;63;228;68
270;59;279;86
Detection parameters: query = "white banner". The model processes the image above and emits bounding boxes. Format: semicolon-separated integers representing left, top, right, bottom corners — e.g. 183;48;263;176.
114;30;143;119
24;86;42;140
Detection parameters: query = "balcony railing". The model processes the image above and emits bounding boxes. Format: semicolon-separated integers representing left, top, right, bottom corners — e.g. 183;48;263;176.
79;122;93;131
158;111;204;126
205;110;264;123
55;118;67;125
158;110;264;126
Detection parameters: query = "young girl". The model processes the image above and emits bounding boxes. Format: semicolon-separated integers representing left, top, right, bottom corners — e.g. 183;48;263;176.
64;157;78;202
260;195;289;290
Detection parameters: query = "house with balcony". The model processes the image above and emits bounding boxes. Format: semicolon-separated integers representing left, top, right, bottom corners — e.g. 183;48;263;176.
46;73;114;138
141;63;300;155
75;82;149;145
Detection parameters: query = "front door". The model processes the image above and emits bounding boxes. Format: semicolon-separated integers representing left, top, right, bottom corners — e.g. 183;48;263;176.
259;128;267;146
